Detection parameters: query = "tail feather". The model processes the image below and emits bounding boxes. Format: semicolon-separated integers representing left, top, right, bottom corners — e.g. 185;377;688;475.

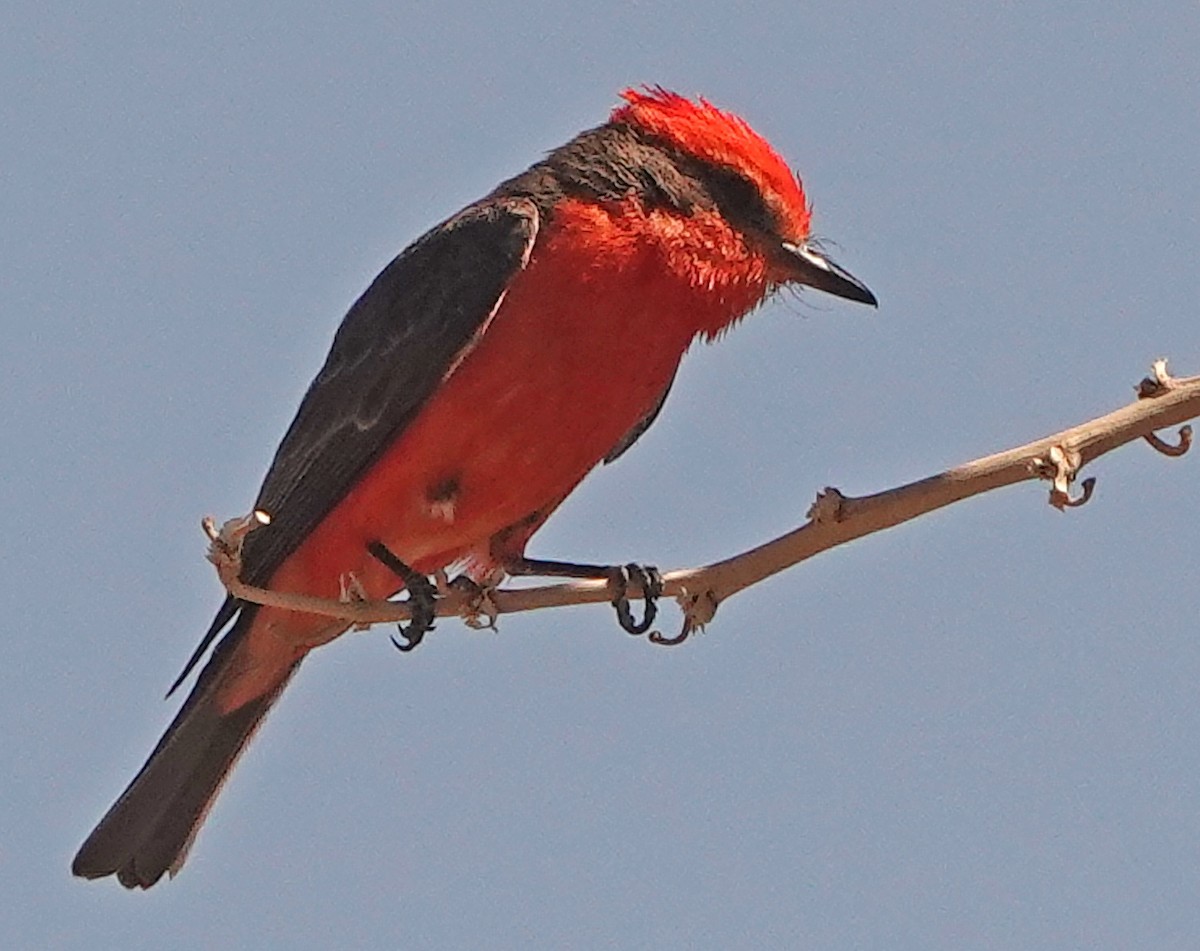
73;611;300;888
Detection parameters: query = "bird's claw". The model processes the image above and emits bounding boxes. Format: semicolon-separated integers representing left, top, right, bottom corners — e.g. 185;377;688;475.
366;541;437;652
390;568;437;652
609;563;663;636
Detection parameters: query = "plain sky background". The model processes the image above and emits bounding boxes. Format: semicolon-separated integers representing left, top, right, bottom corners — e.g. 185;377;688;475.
4;3;1198;948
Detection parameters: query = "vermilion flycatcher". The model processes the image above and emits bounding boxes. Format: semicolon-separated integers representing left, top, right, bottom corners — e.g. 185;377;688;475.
74;87;876;887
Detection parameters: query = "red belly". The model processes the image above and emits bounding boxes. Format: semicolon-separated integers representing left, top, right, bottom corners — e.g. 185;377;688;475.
269;200;716;600
216;199;766;710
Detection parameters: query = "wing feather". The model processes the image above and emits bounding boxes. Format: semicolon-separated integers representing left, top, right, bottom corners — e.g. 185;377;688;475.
242;197;539;586
171;198;538;691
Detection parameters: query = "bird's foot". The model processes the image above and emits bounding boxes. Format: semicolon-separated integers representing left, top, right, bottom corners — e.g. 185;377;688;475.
503;557;667;641
367;541;437;652
606;563;663;636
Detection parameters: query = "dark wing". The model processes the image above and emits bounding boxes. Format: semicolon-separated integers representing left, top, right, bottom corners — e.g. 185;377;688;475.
243;196;539;586
603;367;677;464
169;197;538;694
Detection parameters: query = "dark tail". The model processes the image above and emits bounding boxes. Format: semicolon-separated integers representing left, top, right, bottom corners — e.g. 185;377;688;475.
72;608;299;888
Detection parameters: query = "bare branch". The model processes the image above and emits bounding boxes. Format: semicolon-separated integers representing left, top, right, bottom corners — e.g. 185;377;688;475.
205;360;1200;639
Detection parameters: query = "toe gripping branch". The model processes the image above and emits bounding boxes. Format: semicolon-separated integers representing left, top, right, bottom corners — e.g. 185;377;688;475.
504;557;671;643
609;564;671;642
367;541;437;652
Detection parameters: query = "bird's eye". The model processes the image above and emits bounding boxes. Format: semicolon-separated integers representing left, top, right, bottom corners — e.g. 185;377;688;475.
703;166;776;235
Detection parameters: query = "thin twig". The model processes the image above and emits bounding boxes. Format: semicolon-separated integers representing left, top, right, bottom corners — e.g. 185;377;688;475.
206;360;1200;638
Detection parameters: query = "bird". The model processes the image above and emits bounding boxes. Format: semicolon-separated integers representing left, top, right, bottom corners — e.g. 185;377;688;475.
72;86;876;888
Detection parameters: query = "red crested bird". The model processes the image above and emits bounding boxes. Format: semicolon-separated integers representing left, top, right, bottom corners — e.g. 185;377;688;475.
73;87;876;888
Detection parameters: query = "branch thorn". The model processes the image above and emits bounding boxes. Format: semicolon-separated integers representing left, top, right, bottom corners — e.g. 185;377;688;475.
1137;358;1200;398
203;509;270;584
1144;425;1192;457
1059;476;1095;509
807;487;846;524
673;587;718;644
450;575;500;631
1033;445;1093;510
339;572;372;631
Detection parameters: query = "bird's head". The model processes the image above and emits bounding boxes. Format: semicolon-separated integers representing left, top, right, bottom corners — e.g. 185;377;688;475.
612;87;876;307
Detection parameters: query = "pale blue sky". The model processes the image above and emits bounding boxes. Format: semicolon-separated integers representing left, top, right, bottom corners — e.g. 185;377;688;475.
3;3;1198;948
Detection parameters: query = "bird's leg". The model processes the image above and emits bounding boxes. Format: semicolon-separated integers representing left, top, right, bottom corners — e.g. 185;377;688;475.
503;557;664;637
366;541;437;652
